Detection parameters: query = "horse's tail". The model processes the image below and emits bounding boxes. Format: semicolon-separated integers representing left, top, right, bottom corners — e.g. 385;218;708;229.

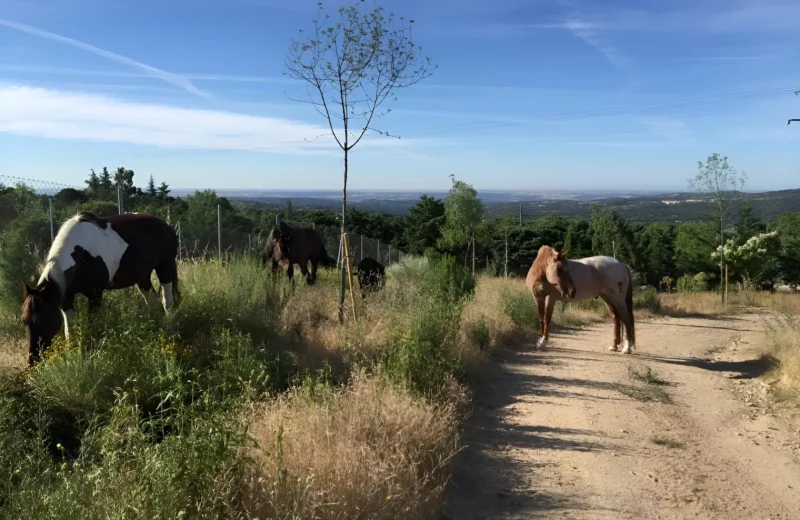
319;244;338;268
625;267;635;343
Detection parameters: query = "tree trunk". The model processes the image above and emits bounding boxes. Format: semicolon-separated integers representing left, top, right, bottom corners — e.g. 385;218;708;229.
720;214;725;305
338;146;348;323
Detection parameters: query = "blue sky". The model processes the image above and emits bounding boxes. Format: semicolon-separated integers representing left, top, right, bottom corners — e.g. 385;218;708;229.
1;0;799;192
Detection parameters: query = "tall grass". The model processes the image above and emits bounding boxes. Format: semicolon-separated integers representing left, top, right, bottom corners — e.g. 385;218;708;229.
764;314;800;395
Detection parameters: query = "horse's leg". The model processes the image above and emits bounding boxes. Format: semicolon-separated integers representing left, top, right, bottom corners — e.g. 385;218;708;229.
599;293;622;352
535;295;546;349
137;276;159;307
286;262;295;282
620;305;636;355
310;258;319;284
539;295;556;349
299;260;312;285
155;258;179;311
55;291;76;342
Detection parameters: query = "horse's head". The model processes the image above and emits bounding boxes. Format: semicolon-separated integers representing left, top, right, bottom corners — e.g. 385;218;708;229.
546;249;576;301
21;281;63;366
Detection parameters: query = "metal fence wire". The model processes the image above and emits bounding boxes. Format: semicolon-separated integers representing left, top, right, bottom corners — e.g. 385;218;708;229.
0;175;406;268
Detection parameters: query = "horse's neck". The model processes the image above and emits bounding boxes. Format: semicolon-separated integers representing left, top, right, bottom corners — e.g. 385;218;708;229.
39;260;67;301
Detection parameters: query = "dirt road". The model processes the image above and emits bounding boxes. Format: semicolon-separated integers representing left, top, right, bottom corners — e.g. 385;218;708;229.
443;314;800;519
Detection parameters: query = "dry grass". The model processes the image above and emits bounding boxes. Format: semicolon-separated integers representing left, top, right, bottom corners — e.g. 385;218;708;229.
460;276;607;357
659;290;800;318
240;374;461;520
764;314;800;395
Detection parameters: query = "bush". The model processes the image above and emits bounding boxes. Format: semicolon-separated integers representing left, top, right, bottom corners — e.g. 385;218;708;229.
422;254;475;304
385;255;430;284
677;274;706;293
633;285;660;312
467;316;491;351
0;215;50;311
501;287;538;330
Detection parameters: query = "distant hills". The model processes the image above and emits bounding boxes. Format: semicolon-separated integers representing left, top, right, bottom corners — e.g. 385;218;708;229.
211;188;800;223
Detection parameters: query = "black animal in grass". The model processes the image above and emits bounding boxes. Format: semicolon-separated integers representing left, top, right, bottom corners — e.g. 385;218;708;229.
356;257;385;298
21;212;180;366
263;220;338;284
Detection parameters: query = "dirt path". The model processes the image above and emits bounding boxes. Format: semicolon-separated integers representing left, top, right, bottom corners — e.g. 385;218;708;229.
443;314;800;519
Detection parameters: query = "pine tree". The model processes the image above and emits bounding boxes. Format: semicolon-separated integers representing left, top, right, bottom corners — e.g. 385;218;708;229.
158;182;171;200
85;169;101;196
147;175;157;197
99;167;113;200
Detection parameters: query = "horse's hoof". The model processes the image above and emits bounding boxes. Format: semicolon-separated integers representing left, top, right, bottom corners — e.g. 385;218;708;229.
536;338;548;350
621;342;634;354
608;345;619;352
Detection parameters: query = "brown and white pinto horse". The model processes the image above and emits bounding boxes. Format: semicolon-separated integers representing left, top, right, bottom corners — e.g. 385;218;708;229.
22;212;179;366
526;245;636;354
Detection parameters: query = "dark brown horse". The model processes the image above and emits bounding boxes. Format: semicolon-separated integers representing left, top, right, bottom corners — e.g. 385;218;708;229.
22;212;179;366
356;257;385;298
526;245;636;354
264;221;337;284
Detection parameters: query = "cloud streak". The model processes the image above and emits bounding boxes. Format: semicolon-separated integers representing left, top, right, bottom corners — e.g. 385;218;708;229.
563;18;626;68
0;19;206;96
0;84;422;154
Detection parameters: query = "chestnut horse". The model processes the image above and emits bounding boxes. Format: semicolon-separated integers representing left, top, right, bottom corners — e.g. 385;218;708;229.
22;212;179;366
264;220;337;284
526;245;636;354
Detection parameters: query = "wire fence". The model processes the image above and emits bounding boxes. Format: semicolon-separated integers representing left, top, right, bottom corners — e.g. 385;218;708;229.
0;175;406;269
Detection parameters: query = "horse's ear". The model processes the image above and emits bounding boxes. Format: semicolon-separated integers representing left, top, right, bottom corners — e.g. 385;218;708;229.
22;281;33;298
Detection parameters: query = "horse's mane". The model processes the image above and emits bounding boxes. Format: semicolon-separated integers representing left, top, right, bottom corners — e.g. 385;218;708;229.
21;292;35;324
531;245;556;280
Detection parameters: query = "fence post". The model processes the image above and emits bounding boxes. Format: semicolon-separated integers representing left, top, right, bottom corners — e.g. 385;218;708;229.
505;236;508;279
118;187;123;215
217;205;222;263
388;244;391;265
48;198;54;244
312;222;315;230
248;234;252;250
360;234;364;261
275;214;279;226
377;241;380;263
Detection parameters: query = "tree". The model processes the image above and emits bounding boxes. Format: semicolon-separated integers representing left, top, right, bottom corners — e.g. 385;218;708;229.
147;175;157;197
98;167;113;200
158;182;171;200
735;200;764;244
674;222;717;277
283;199;293;221
712;231;780;286
285;0;435;319
439;175;484;272
403;195;445;254
689;153;747;302
85;169;101;197
637;222;676;285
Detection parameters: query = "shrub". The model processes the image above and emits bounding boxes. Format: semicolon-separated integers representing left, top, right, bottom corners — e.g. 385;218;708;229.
385;255;430;284
467;316;491;351
422;254;475;304
0;215;50;311
501;287;538;330
633;285;660;312
677;274;705;293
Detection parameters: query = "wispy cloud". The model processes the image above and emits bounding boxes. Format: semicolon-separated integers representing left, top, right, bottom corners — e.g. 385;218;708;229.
0;84;423;154
562;18;626;68
0;19;206;96
0;64;292;84
637;116;693;143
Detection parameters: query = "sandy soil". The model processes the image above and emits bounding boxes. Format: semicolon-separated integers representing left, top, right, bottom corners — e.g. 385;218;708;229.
443;313;800;519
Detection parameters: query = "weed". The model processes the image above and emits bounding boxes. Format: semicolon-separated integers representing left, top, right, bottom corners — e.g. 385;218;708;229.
628;365;670;386
650;437;684;449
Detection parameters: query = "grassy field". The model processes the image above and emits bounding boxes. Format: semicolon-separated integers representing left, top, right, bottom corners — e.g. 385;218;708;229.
1;255;798;518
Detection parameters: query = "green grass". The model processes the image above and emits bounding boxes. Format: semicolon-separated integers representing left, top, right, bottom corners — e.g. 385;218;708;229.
0;253;475;519
650;437;684;449
628;365;670;386
617;383;672;404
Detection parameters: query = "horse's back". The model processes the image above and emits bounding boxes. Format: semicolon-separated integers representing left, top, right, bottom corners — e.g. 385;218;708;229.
106;213;177;252
573;256;630;297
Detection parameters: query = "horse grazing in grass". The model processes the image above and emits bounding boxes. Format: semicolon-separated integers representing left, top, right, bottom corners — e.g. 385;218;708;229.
526;245;636;354
356;257;385;298
22;212;180;366
264;220;337;284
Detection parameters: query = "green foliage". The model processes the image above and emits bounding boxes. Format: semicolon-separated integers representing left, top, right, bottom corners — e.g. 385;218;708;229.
439;175;484;252
422;254;475;304
0;215;49;310
501;287;538;330
385;255;430;284
674;222;717;276
403;195;445;254
677;274;706;293
469;316;491;351
633;286;660;312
